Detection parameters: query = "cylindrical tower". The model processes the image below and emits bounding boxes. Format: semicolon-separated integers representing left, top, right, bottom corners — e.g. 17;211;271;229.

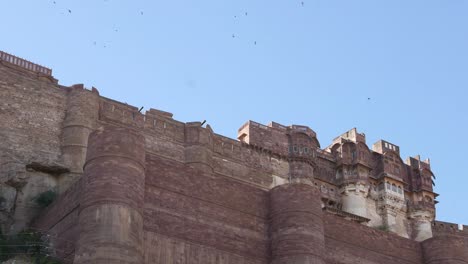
286;127;318;185
421;235;468;263
74;127;146;264
269;183;326;264
60;84;99;192
184;122;214;173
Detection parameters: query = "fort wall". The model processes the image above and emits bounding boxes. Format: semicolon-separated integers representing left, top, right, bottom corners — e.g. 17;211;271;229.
2;53;467;264
74;127;146;264
324;213;423;264
0;62;66;164
144;154;269;263
0;62;68;233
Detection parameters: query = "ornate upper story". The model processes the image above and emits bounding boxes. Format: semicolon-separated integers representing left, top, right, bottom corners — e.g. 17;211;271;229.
237;122;438;238
238;122;437;205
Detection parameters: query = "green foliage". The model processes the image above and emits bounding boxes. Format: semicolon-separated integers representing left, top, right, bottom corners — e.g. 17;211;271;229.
376;225;390;232
0;230;61;263
35;190;57;208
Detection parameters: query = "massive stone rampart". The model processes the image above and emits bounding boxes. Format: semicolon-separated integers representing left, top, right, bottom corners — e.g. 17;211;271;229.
1;52;467;263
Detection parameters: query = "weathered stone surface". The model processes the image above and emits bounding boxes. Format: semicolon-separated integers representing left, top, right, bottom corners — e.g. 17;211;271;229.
269;183;326;264
2;51;467;264
0;184;16;212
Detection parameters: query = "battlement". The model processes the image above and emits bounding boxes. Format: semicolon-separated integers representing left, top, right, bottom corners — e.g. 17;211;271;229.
331;128;366;145
406;155;431;171
0;50;52;76
373;139;400;155
237;120;320;157
432;220;468;237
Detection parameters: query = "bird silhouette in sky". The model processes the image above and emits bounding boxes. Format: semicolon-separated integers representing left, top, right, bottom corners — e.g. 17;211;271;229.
68;9;72;13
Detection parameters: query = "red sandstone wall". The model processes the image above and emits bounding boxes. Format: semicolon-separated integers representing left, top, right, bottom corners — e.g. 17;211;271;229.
323;213;423;264
143;154;269;264
421;235;468;264
432;220;468;238
0;63;66;162
424;221;468;263
4;55;467;264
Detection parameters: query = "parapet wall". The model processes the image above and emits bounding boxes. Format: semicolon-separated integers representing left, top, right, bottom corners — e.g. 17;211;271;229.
432;220;468;237
421;234;468;264
0;51;52;76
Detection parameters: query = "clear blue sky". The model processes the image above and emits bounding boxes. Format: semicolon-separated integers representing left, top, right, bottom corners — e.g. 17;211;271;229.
2;0;467;224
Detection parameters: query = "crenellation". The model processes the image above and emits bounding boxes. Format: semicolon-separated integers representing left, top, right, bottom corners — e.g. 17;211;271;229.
432;220;468;237
98;98;145;128
373;139;400;155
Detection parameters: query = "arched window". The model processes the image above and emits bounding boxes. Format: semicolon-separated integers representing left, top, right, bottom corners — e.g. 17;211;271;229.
386;182;391;190
397;186;402;194
392;184;397;192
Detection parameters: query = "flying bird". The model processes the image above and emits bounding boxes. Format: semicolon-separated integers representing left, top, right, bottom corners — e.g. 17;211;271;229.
245;12;248;16
254;41;257;45
68;9;72;13
301;1;304;6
